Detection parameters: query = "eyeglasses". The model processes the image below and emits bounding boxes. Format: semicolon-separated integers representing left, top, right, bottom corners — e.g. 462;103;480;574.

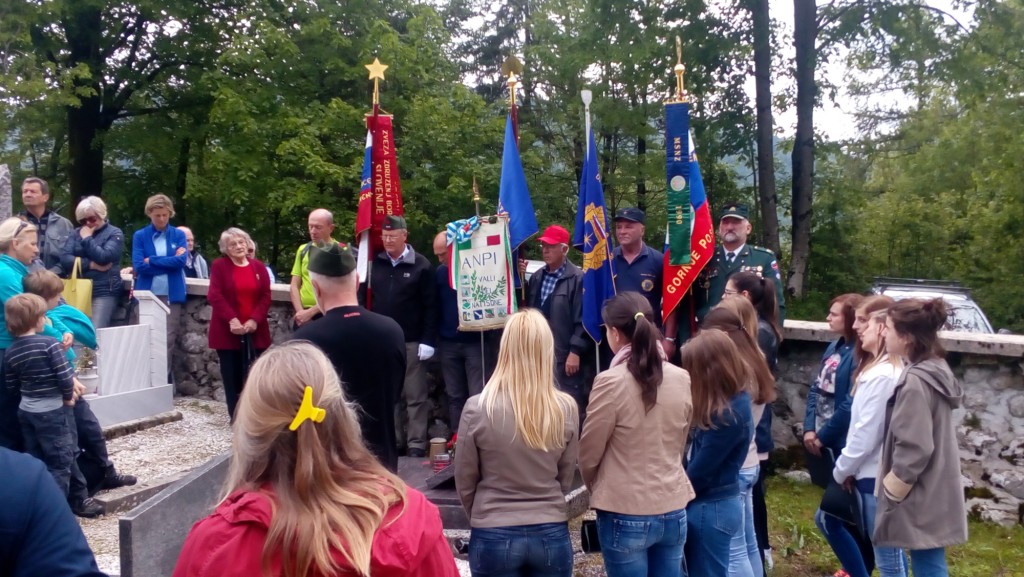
381;234;404;241
723;288;739;296
79;215;100;226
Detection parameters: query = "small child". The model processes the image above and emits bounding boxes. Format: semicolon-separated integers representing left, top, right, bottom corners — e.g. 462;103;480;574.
23;270;137;501
3;293;78;496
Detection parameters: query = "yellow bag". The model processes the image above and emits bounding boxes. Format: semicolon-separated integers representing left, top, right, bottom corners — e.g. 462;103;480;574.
62;257;93;316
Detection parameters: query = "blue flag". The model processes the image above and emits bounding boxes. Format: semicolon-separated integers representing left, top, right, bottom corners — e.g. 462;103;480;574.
573;126;616;343
497;113;538;250
497;113;537;290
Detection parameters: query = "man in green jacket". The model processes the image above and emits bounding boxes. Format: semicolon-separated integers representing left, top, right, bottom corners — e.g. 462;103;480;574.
671;203;785;343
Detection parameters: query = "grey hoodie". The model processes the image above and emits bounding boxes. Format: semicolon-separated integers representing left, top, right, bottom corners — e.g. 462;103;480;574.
874;357;968;549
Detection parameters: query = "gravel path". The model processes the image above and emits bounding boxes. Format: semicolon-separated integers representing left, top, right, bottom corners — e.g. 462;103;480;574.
79;398;232;576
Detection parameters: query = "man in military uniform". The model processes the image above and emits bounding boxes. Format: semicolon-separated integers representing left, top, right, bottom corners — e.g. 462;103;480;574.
671;202;785;342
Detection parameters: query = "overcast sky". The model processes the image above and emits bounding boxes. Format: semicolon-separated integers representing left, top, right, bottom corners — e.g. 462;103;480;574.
763;0;974;140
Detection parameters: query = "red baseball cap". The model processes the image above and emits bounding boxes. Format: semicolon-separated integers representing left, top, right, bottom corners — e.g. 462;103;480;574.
537;225;570;245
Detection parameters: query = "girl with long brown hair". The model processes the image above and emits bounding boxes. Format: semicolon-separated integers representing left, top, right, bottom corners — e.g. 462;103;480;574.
876;299;967;576
702;305;776;577
173;342;458;577
680;330;754;577
580;292;694;577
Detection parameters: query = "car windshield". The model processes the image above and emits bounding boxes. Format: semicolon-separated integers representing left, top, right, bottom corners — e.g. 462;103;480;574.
880;289;994;334
942;300;992;333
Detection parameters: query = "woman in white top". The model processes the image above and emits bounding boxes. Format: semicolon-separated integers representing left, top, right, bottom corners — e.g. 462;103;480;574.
831;295;907;577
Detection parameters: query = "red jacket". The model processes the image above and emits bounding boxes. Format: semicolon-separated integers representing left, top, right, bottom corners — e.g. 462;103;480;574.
207;257;272;350
172;486;459;577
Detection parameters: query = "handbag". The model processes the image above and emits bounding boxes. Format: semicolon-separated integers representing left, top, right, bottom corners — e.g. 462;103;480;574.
580;518;601;553
63;257;93;316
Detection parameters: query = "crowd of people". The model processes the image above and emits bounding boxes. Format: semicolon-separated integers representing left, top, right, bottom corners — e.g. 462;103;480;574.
0;177;970;577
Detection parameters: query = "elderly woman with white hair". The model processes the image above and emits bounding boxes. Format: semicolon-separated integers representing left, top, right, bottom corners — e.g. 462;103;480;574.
207;227;271;421
60;196;125;329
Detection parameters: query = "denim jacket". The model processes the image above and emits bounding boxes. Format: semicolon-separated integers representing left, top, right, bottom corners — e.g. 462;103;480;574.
802;338;857;452
686;391;753;502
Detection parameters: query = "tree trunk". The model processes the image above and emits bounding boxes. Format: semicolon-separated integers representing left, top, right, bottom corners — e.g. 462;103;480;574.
0;164;11;220
752;0;782;257
790;0;818;298
67;95;105;203
636;135;647;213
64;4;105;203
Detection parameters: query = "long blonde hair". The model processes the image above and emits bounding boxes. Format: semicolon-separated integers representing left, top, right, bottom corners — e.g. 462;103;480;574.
479;309;576;450
852;308;903;395
716;297;759;343
224;341;406;577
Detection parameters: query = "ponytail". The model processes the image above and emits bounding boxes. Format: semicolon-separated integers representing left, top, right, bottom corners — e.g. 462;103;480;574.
603;292;664;413
730;271;782;342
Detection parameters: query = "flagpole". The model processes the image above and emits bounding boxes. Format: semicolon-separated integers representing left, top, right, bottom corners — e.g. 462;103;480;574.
581;88;601;374
363;58;388;309
473;176;487;391
507;71;527;304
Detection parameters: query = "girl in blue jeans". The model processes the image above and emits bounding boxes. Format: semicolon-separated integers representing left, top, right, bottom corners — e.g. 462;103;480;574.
454;310;580;577
874;299;968;577
579;293;696;577
702;304;778;577
828;296;906;577
680;330;755;577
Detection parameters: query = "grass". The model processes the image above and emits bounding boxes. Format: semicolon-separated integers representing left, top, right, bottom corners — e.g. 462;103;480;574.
765;476;1024;577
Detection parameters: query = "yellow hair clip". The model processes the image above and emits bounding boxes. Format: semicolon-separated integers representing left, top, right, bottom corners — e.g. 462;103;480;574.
289;386;326;431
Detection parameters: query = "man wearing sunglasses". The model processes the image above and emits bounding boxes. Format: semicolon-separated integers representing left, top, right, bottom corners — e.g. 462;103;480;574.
20;177;74;277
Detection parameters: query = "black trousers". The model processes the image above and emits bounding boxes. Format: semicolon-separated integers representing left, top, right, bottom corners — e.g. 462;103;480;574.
218;348;265;421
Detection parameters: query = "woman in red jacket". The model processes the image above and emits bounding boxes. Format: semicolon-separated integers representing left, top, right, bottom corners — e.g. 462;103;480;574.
173;341;459;577
206;227;272;421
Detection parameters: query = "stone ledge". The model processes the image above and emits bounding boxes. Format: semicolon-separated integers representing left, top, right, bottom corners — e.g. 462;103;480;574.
93;470;189;516
783;320;1024;358
102;411;183;441
184;277;291;301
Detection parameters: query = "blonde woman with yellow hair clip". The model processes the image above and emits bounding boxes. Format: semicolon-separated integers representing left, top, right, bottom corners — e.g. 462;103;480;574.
173;341;459;577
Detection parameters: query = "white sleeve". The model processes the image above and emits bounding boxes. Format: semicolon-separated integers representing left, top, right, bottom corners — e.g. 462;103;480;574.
833;369;894;483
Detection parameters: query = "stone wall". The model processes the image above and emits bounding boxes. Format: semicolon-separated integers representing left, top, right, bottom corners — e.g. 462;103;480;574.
174;282;1024;524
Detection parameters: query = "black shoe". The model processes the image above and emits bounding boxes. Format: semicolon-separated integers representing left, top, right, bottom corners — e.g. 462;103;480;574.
71;497;104;518
104;472;137;490
408;448;427;458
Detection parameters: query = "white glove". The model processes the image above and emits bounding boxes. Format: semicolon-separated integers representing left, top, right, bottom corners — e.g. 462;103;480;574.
418;343;435;361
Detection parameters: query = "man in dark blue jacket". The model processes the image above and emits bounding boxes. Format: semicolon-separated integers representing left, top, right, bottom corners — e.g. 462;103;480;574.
0;447;107;577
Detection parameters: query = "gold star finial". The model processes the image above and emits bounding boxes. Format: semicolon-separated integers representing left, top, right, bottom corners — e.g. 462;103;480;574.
365;58;388;81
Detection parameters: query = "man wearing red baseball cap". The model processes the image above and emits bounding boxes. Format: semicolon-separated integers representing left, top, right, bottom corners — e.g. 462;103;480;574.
523;224;591;419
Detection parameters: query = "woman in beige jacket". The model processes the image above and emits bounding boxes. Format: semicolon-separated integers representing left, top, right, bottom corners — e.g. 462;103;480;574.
454;309;579;577
579;292;695;577
877;298;968;577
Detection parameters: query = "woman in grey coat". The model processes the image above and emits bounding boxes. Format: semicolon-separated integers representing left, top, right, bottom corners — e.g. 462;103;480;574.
877;298;968;577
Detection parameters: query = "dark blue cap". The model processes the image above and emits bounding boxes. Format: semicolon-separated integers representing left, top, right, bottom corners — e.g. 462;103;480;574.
614;207;646;224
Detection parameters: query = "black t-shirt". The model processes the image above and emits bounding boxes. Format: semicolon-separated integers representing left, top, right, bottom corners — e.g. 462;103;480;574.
292;305;406;473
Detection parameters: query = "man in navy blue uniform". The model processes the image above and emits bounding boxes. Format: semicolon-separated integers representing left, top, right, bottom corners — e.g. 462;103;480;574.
611;207;663;320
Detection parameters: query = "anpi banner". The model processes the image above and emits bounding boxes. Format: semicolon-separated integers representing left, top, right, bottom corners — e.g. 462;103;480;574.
449;219;515;331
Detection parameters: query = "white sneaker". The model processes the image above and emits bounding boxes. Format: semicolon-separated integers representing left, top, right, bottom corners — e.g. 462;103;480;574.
763;548;774;572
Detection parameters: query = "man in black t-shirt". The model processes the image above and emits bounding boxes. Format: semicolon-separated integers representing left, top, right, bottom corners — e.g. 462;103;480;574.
291;242;405;472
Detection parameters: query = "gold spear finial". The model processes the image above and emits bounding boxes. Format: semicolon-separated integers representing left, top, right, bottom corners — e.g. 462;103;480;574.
365;57;388;105
507;71;519;107
673;36;687;103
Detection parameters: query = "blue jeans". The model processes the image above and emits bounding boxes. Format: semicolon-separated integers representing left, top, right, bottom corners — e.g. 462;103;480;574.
91;295;119;329
469;522;572;577
908;548;948;577
818;479;907;577
729;466;761;577
861;486;907;577
19;406;75;496
686;495;742;577
596;508;687;577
